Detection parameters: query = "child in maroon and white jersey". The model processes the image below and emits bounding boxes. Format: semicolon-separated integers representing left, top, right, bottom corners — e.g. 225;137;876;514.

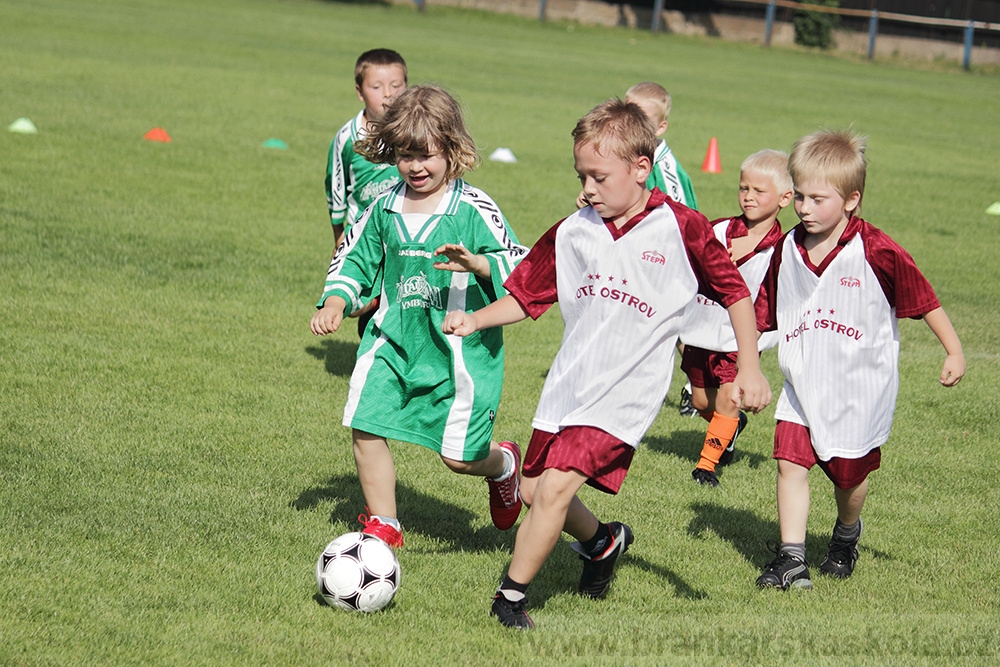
753;130;965;591
680;149;793;487
443;99;771;629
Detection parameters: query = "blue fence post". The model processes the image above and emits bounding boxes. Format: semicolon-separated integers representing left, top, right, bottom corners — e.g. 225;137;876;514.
652;0;665;32
764;0;776;47
867;10;878;60
538;0;546;22
963;20;974;69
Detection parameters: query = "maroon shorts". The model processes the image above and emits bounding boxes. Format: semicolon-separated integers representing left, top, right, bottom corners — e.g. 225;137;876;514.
522;426;635;494
680;345;738;390
773;420;880;489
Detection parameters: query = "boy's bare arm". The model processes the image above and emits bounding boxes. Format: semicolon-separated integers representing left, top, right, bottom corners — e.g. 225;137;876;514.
922;307;965;386
433;243;491;279
725;297;772;413
310;295;348;336
442;295;529;337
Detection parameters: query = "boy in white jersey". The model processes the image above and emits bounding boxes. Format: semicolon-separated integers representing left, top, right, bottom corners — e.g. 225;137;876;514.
325;49;407;334
754;130;965;590
574;82;697;210
682;149;793;487
444;99;771;629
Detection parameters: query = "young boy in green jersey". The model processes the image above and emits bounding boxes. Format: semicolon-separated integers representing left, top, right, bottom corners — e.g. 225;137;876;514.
325;49;408;334
311;85;529;549
326;48;407;256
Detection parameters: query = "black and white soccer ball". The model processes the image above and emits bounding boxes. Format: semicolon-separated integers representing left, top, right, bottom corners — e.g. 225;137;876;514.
315;532;400;612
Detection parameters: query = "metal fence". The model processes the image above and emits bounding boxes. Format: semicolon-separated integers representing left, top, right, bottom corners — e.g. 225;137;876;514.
533;0;1000;68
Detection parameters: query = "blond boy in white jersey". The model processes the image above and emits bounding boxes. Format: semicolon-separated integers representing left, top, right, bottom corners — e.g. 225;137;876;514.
681;149;793;487
754;130;965;590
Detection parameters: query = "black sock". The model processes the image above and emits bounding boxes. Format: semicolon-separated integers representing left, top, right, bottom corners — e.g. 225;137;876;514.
497;575;529;602
580;522;612;558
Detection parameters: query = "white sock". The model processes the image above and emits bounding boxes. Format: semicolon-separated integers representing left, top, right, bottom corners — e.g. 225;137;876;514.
490;446;515;482
374;515;400;530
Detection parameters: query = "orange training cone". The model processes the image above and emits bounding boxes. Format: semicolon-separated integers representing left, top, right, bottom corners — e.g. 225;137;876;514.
701;137;721;173
144;127;171;143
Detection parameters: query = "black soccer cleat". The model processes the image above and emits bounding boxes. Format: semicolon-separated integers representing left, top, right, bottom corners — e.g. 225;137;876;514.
577;522;634;599
756;545;813;590
819;518;863;579
691;468;719;487
491;593;534;630
678;385;698;417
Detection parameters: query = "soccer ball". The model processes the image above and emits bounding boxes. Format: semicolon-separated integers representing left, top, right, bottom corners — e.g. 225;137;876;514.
315;532;400;612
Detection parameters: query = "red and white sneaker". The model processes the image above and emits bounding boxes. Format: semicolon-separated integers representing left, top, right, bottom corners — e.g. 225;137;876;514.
358;510;404;548
486;441;522;530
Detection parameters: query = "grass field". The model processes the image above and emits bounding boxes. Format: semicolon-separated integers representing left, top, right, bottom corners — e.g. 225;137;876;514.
2;0;999;664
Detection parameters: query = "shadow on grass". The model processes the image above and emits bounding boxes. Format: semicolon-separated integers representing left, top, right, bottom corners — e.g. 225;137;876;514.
643;428;771;470
686;501;892;570
304;339;359;377
291;473;515;553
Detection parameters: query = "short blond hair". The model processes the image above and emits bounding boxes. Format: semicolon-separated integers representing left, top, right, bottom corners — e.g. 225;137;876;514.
354;85;479;181
572;98;657;165
789;130;867;215
741;149;793;194
624;82;672;123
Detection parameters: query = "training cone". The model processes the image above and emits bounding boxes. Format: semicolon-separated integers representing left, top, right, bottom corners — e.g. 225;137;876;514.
701;137;721;173
262;138;288;149
987;201;1000;216
8;117;38;134
143;127;171;143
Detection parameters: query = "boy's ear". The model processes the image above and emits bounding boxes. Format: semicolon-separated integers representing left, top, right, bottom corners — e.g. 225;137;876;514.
779;189;794;208
844;190;862;213
655;119;668;137
355;84;364;104
635;155;652;183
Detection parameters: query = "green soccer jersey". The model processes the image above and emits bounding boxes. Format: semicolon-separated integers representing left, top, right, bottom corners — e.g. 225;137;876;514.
647;139;698;210
319;179;527;461
325;110;402;230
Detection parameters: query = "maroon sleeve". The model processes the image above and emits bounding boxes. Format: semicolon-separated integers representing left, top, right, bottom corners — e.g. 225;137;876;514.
502;220;563;320
860;222;940;319
674;203;750;308
755;241;784;332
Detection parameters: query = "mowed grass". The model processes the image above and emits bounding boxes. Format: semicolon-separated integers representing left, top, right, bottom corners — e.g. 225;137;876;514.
1;0;999;664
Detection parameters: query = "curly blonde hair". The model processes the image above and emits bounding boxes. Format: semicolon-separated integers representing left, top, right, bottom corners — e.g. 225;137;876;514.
354;85;479;181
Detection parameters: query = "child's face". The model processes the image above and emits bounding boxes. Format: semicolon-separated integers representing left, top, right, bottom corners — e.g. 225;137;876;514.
793;179;861;239
396;145;449;200
356;64;407;121
574;141;651;223
739;169;792;225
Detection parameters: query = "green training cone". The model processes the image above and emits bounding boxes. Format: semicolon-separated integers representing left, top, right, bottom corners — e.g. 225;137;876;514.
263;138;288;149
987;202;1000;216
8;118;38;134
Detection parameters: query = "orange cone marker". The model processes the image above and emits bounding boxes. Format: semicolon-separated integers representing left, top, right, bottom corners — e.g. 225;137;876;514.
701;137;721;173
144;127;171;143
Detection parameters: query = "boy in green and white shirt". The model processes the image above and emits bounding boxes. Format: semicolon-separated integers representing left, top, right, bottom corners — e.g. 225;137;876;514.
325;49;408;257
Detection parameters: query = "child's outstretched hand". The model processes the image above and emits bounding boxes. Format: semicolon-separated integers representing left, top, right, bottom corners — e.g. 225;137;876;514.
434;244;489;278
310;297;347;336
730;368;772;414
442;310;479;337
940;352;966;387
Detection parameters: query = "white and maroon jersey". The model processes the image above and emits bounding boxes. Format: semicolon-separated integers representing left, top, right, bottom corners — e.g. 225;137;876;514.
680;215;782;353
505;189;748;447
757;217;940;460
